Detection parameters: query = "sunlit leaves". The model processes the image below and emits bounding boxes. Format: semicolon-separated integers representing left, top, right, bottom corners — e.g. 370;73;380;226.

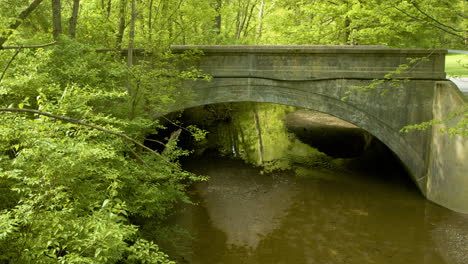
0;38;202;262
401;102;468;137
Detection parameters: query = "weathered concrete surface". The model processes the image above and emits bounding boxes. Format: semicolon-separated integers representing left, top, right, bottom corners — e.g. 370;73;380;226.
172;45;446;80
164;46;467;214
426;81;468;213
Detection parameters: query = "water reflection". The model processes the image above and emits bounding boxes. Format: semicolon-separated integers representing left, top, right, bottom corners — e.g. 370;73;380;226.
183;103;336;172
172;157;467;264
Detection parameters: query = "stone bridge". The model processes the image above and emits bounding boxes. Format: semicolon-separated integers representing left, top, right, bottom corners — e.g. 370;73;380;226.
168;45;467;214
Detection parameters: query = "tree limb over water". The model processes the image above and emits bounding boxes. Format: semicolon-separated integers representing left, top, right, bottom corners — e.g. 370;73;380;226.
0;107;181;170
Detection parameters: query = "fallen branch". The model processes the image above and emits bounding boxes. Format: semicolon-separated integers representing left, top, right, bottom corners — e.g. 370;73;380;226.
0;108;181;170
0;41;57;50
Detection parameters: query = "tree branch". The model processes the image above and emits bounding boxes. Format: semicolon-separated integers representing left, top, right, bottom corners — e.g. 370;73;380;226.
0;41;57;50
443;1;468;19
0;0;45;48
0;108;181;170
411;3;463;33
393;6;466;40
0;48;22;83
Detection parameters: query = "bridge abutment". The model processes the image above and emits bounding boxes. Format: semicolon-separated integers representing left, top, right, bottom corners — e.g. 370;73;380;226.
425;81;468;213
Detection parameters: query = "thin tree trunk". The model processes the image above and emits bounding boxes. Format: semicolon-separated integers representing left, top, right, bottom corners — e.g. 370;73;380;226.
215;0;222;35
107;0;112;18
235;1;247;40
257;0;265;39
148;0;154;41
243;1;257;38
52;0;62;41
127;0;137;119
116;0;127;49
128;0;136;67
344;16;351;45
69;0;80;38
236;0;256;40
0;0;44;48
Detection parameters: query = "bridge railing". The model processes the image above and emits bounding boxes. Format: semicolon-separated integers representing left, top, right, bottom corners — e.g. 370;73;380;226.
171;45;446;81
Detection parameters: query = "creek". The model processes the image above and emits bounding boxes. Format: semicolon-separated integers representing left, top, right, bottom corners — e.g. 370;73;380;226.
156;103;468;264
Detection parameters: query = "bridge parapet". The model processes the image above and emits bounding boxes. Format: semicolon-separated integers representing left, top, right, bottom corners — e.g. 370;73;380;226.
171;45;446;80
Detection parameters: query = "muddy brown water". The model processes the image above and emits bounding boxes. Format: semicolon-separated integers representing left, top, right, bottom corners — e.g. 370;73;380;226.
157;106;467;264
161;155;468;264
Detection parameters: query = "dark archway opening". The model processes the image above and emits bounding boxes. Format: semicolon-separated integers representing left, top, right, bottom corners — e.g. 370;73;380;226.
149;102;418;191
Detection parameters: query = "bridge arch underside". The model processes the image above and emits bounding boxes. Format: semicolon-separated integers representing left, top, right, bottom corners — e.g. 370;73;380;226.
172;78;437;195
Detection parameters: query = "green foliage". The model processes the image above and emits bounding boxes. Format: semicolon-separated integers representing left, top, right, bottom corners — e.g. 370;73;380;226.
125;240;175;264
342;54;467;137
401;103;468;137
0;0;466;261
126;48;211;119
0;37;205;262
342;57;429;100
258;0;465;47
1;0;465;48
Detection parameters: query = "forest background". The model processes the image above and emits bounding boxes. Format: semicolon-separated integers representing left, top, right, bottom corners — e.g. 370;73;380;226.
0;0;466;263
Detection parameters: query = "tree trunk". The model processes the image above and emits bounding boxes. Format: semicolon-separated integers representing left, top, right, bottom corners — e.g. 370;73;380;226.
69;0;80;38
0;0;44;48
344;16;351;45
257;0;265;39
215;0;222;35
52;0;62;41
148;0;154;41
235;1;245;40
127;0;136;67
243;1;257;38
116;0;127;49
127;0;137;119
236;0;257;40
107;0;112;18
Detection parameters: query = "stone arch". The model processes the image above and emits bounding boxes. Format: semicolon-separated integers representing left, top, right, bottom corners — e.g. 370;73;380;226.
170;78;429;193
